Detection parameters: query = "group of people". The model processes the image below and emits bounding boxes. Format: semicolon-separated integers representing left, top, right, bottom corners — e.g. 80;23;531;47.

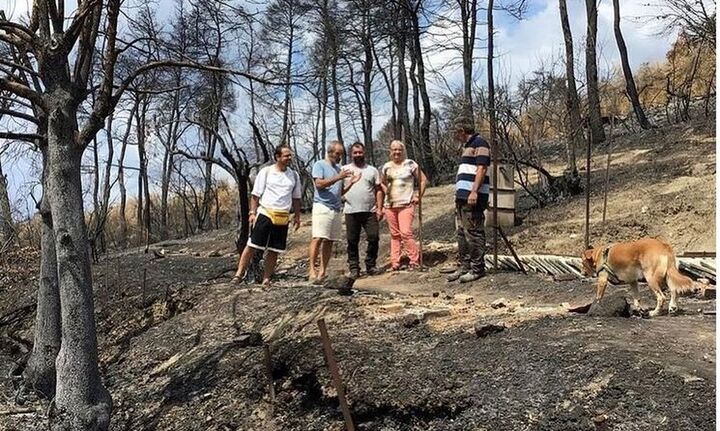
232;117;491;286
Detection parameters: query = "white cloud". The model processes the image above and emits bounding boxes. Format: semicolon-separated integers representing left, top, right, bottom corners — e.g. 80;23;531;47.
422;0;676;91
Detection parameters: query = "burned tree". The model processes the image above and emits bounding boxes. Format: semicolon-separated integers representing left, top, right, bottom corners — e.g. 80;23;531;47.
0;1;279;428
585;0;606;144
558;0;583;173
612;0;652;129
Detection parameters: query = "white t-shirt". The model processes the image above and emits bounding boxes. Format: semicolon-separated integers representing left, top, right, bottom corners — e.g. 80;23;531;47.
252;165;302;211
381;159;419;208
342;163;380;214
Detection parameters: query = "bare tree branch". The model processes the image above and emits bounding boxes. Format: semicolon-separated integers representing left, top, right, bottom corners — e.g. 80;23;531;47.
0;79;45;110
0;108;39;124
0;132;43;142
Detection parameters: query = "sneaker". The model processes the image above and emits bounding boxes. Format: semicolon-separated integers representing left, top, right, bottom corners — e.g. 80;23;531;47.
446;270;468;282
459;271;484;283
366;267;380;276
349;269;362;279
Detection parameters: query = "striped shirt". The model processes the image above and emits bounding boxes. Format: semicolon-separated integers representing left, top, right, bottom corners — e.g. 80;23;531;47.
455;133;491;200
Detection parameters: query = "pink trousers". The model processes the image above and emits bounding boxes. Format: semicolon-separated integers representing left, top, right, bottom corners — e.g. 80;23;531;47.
385;205;419;268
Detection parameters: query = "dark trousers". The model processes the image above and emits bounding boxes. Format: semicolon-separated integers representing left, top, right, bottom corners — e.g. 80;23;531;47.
456;196;488;274
345;212;379;271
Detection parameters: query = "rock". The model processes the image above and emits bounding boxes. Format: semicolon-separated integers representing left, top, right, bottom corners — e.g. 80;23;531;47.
702;287;715;300
423;308;451;319
401;313;421;328
553;273;578;282
236;332;263;347
587;291;631;317
207;249;222;257
641;205;648;214
490;298;507;309
692;162;715;177
474;320;506;338
379;303;405;313
455;294;474;304
323;275;355;293
432;292;440;298
566;303;592;314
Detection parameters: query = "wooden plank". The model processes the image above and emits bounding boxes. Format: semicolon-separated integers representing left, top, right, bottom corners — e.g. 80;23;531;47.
681;251;716;258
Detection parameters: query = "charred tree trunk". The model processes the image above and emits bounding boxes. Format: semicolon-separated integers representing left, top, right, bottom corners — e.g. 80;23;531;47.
116;102;136;248
281;23;295;145
409;56;421;158
396;32;412;153
0;157;14;244
97;115;115;252
559;0;583;173
612;0;651;129
45;93;110;430
235;173;251;253
24;152;60;399
362;15;374;164
331;58;344;145
585;0;605;143
321;72;329;156
408;5;436;182
461;0;478;119
201;132;217;230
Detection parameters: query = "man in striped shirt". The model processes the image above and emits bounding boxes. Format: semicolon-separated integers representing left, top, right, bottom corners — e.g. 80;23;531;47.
447;117;491;283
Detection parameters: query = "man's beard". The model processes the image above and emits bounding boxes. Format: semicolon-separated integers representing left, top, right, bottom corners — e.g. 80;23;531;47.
353;156;365;165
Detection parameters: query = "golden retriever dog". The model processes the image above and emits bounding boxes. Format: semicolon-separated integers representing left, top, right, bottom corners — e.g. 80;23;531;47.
581;238;699;317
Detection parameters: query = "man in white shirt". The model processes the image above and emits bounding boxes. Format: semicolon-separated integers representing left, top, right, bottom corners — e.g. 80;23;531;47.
342;142;384;278
232;146;301;285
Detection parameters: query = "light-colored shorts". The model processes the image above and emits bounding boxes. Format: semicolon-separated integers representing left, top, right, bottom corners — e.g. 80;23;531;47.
312;203;343;241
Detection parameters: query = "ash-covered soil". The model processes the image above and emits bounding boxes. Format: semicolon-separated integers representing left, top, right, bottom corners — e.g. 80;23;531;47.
0;119;715;430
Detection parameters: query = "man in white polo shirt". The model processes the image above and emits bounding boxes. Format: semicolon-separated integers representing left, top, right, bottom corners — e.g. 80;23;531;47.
233;145;301;285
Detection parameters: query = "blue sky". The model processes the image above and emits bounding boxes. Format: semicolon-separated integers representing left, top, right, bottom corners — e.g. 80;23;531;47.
1;0;693;218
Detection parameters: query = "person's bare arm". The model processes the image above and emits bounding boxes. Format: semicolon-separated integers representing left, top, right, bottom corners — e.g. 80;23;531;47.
411;168;428;203
249;195;260;225
315;170;351;189
292;198;302;231
375;184;385;219
342;172;361;195
467;165;488;206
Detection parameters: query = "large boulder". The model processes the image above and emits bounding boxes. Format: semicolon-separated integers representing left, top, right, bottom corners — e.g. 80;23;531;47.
587;291;631;317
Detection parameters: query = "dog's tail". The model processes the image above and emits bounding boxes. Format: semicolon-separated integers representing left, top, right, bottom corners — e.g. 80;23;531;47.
665;256;698;295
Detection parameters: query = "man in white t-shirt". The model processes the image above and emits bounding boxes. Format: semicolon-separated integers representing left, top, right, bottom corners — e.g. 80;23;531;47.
342;142;383;278
232;146;302;285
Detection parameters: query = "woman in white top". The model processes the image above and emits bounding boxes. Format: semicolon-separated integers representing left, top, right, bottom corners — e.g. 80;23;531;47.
379;140;427;270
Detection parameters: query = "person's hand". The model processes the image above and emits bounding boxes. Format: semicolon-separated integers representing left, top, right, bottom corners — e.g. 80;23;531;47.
468;191;478;206
249;213;257;226
293;214;301;231
338;169;353;180
350;172;362;185
411;193;420;205
376;208;384;221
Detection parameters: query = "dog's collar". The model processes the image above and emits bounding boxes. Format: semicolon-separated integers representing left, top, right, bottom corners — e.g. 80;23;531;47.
597;246;620;282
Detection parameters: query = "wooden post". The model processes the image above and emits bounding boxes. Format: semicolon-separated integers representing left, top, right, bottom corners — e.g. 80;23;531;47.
602;117;614;223
263;344;275;416
317;319;355;431
497;226;526;274
487;0;499;270
141;268;147;308
584;127;592;250
418;197;424;269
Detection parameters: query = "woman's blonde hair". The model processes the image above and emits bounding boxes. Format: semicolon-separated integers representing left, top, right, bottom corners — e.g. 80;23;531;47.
389;140;406;154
